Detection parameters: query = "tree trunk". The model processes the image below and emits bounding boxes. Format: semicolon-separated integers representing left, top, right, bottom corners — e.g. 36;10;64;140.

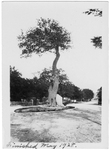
48;46;60;107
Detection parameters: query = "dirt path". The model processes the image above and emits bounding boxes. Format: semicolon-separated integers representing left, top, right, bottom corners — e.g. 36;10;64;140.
10;100;101;143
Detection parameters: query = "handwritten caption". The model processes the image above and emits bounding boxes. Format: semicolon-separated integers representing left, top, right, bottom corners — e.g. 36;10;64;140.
7;142;77;149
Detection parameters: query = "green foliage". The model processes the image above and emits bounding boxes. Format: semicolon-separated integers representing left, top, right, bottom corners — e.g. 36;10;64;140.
18;18;71;57
81;89;94;101
97;87;102;105
91;36;102;49
83;9;102;17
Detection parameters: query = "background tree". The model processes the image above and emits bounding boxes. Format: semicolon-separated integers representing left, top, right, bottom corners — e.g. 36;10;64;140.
10;66;39;102
58;82;82;101
81;89;94;101
97;87;102;105
83;9;102;49
18;18;71;107
10;66;22;101
10;66;83;104
91;36;102;49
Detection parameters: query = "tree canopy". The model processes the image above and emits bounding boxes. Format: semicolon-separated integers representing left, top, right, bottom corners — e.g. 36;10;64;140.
18;18;71;57
81;89;94;101
91;36;102;49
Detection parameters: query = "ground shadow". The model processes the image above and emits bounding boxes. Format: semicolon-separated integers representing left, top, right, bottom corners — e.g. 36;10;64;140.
11;126;56;142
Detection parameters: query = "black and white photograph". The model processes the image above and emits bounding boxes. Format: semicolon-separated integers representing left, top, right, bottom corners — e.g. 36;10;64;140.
2;1;109;149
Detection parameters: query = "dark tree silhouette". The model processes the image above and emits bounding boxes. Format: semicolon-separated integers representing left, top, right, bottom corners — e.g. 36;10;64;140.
91;36;102;49
10;66;22;101
81;89;94;101
97;87;102;105
10;66;83;105
18;18;71;106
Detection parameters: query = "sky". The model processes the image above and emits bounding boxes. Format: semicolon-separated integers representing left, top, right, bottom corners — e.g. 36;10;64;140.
2;1;108;93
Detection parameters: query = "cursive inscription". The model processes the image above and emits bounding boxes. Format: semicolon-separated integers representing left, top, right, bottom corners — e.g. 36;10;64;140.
7;141;77;149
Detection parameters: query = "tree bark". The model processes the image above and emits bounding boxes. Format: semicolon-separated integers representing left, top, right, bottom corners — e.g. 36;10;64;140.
48;46;60;107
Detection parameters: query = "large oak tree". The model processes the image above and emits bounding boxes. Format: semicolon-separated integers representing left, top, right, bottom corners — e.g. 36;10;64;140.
18;18;71;107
